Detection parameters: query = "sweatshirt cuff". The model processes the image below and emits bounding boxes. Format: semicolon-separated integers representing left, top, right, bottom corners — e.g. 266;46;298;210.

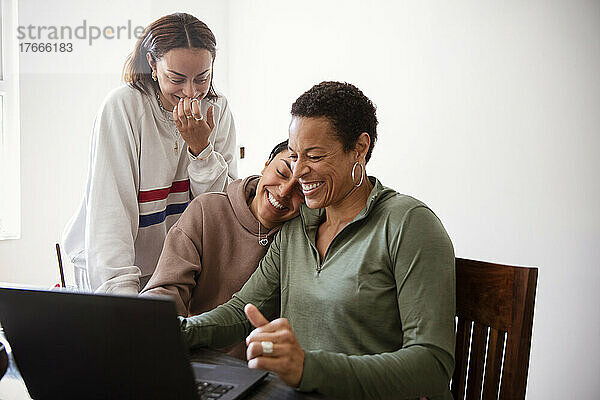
179;315;206;349
96;282;139;296
178;316;191;346
188;143;214;161
112;284;139;296
297;350;325;393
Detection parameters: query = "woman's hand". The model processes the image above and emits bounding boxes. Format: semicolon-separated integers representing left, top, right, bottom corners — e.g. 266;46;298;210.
172;97;215;156
244;304;305;387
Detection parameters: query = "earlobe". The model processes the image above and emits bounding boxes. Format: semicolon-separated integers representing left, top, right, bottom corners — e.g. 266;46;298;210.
355;132;371;161
145;52;155;70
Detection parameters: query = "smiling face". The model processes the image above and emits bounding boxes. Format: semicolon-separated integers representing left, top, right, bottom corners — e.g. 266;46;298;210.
147;47;213;109
251;150;304;229
288;117;358;210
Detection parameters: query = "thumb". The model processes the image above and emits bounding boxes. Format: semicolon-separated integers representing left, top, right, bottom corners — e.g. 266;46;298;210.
244;303;270;328
207;105;215;131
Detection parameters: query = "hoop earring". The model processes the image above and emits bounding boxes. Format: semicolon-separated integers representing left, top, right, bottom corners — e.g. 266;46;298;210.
151;70;157;81
351;162;365;187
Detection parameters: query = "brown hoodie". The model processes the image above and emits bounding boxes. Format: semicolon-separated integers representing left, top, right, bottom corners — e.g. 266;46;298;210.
141;176;280;358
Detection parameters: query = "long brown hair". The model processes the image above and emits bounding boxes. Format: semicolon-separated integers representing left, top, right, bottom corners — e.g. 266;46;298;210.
122;13;218;101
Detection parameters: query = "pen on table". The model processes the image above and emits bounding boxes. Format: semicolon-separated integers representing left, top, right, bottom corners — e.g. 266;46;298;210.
55;243;66;288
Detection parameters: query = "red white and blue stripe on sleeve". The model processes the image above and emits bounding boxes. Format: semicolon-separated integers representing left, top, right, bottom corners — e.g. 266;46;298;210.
138;180;190;228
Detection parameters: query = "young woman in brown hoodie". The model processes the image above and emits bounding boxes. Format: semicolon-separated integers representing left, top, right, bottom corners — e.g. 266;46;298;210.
141;140;303;359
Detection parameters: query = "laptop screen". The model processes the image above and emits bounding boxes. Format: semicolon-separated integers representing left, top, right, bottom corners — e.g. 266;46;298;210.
0;288;198;400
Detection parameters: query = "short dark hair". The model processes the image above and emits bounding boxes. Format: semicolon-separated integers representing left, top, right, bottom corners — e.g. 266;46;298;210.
268;139;289;163
123;13;218;100
290;81;378;163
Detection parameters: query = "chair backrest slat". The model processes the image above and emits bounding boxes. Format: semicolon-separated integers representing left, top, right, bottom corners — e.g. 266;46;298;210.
452;318;472;400
465;322;488;400
451;258;538;400
481;327;505;399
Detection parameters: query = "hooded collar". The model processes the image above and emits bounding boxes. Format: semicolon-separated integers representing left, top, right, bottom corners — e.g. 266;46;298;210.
227;175;280;239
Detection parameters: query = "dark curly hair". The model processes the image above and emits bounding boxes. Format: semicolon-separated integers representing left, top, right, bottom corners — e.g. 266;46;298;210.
290;81;377;163
268;139;289;163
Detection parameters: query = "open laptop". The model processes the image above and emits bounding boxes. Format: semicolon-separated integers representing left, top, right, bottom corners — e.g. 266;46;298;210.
0;287;267;400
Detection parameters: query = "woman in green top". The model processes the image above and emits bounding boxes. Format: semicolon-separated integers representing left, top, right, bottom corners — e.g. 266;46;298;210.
180;82;456;399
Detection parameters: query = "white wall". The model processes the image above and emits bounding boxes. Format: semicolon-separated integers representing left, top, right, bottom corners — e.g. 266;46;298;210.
1;1;599;398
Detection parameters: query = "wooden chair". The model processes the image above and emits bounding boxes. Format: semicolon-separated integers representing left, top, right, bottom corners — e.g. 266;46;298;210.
451;258;538;400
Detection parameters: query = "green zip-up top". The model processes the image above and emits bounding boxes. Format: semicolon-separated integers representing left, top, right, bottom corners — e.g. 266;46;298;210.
181;177;455;399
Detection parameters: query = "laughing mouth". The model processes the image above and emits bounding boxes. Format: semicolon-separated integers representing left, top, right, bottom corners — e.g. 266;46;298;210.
301;182;323;192
267;191;286;210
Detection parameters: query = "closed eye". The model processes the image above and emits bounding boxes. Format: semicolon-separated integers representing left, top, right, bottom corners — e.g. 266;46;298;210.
276;169;289;178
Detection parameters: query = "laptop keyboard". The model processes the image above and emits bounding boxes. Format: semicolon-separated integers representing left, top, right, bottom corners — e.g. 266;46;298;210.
196;380;235;399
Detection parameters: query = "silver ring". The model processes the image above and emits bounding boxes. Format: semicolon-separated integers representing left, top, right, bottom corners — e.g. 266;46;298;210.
261;341;273;354
194;115;203;121
186;115;192;119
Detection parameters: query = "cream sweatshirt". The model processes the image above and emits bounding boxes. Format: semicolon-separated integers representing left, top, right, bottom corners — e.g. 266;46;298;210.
62;84;237;295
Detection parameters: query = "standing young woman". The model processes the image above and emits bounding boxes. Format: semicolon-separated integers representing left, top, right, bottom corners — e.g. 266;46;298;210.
62;13;237;295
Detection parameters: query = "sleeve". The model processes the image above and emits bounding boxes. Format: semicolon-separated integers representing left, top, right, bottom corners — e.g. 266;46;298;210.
297;206;456;400
85;94;141;295
140;215;203;316
179;230;282;350
187;96;238;197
